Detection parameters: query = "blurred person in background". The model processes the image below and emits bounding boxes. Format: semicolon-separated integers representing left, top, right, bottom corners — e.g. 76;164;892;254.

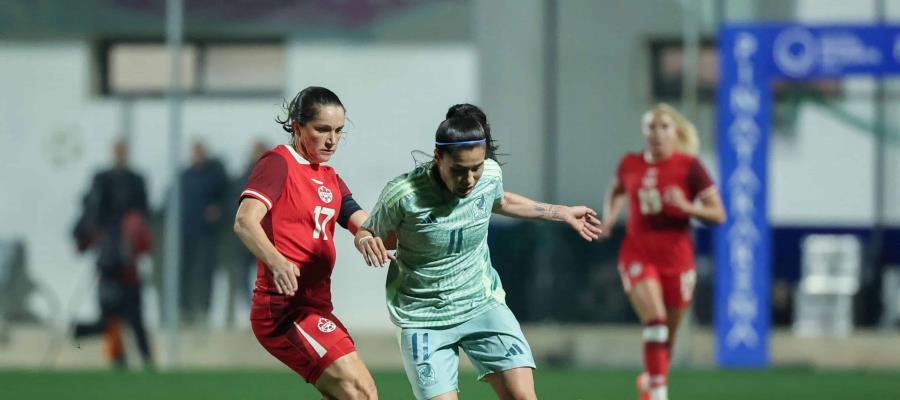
72;139;154;369
179;141;228;324
227;139;270;324
355;104;603;400
598;103;725;400
234;86;383;399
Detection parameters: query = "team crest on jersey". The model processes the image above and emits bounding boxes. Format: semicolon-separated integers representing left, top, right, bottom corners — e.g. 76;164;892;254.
474;194;488;217
317;185;333;203
317;317;337;333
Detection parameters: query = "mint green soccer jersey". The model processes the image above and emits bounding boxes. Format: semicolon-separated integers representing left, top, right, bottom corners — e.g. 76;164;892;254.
362;159;507;328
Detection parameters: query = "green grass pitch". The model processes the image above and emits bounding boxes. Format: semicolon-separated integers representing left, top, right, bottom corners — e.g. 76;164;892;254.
3;368;899;399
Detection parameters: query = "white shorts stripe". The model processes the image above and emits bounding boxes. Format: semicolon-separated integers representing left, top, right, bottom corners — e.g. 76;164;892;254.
242;189;273;210
294;322;328;358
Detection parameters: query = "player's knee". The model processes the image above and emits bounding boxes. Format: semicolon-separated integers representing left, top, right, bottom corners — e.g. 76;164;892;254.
640;315;666;325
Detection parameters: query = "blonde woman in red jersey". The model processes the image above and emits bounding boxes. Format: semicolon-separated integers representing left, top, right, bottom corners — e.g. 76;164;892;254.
234;87;391;399
599;103;726;400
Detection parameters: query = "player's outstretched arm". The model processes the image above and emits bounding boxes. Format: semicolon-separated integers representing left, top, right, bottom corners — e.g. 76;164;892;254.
354;228;396;267
493;191;604;241
234;198;301;296
346;210;368;236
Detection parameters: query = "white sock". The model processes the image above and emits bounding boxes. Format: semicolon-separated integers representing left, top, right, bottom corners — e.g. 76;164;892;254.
650;385;668;400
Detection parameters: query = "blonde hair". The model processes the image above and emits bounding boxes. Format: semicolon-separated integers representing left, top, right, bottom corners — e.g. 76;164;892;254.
646;103;699;156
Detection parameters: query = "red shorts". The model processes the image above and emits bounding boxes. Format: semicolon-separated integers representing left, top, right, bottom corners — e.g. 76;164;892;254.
251;308;356;384
618;260;697;309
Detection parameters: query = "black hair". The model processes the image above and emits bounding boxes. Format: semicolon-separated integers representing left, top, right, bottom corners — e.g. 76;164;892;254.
441;103;499;160
434;116;489;159
276;86;344;134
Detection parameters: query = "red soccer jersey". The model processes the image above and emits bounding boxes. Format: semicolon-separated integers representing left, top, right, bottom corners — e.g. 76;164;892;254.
617;151;715;275
241;144;352;315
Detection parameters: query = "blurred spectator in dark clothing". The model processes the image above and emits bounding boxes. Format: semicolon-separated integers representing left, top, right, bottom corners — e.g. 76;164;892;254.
72;139;154;369
226;139;269;325
233;140;269;292
179;141;228;324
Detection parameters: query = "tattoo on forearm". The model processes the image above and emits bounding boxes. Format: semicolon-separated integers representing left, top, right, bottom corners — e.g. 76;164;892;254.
534;203;562;220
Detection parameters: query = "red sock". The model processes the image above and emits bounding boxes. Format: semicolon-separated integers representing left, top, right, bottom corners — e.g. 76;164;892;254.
642;320;669;389
104;318;124;364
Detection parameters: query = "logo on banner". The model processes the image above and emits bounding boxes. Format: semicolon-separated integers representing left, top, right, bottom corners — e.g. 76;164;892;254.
774;27;817;76
317;317;337;333
820;32;882;72
734;32;758;59
727;291;760;348
775;27;885;77
724;29;763;355
728;117;760;164
728;165;761;193
730;190;756;215
717;23;900;367
729;85;760;115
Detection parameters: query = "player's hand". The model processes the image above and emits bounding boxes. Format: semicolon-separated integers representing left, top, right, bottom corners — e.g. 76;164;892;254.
355;231;396;267
563;206;604;242
663;186;692;213
270;258;300;296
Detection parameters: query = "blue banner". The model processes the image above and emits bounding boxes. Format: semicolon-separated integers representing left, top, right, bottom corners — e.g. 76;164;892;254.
715;23;900;368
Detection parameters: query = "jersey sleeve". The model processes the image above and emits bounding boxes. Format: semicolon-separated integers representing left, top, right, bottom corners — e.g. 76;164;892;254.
687;158;716;199
483;159;504;208
240;151;288;210
337;175;352;198
361;177;407;240
336;175;362;229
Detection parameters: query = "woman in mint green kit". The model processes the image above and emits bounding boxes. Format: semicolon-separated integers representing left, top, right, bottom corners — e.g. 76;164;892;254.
355;104;604;400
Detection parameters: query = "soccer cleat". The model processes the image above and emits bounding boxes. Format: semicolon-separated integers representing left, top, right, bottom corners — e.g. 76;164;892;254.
637;372;651;400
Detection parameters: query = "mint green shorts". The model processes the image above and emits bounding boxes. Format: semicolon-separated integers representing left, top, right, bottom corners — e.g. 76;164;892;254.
397;304;536;400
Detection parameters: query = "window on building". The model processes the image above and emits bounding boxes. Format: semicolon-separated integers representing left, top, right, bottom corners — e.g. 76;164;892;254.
98;39;284;97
